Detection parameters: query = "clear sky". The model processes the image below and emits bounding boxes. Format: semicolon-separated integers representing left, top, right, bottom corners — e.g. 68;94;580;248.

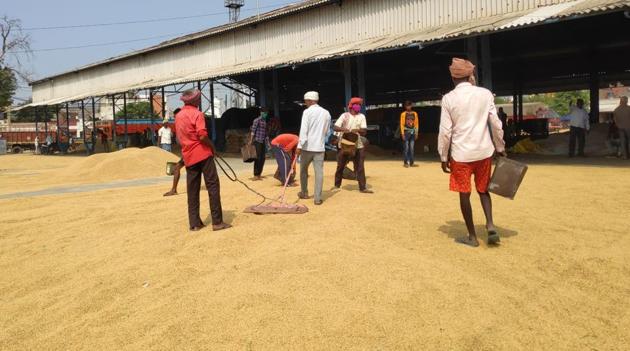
3;0;296;101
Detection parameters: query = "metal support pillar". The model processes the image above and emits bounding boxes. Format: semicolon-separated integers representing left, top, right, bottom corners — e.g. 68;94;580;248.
590;69;600;124
480;35;492;90
197;81;203;112
111;95;117;147
161;86;166;120
44;106;48;138
518;93;524;124
272;69;280;118
258;71;267;107
512;93;518;123
81;100;88;155
210;81;216;142
467;37;479;67
65;103;70;144
357;56;366;112
343;57;352;106
123;94;128;147
35;108;39;137
55;106;60;143
91;98;96;151
149;89;155;146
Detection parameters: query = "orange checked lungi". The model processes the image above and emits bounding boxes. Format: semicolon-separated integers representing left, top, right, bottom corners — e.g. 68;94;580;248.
449;157;492;193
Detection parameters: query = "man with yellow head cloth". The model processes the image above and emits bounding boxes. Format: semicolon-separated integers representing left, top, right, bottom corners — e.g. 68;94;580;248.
438;58;506;247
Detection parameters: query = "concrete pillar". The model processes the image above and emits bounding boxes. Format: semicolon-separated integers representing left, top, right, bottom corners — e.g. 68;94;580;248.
272;69;280;118
480;35;493;90
590;71;600;124
466;37;479;67
258;71;267;107
343;57;352;105
357;56;366;100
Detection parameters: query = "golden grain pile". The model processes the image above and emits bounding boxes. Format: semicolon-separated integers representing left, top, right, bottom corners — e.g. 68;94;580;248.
1;153;629;350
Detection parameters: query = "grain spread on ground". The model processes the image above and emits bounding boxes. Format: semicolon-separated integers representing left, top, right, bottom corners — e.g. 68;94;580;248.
1;153;629;350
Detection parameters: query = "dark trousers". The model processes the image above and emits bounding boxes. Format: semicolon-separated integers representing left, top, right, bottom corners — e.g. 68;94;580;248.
620;128;630;159
186;156;223;228
271;145;295;184
335;148;366;191
403;131;415;165
569;126;586;156
253;141;266;176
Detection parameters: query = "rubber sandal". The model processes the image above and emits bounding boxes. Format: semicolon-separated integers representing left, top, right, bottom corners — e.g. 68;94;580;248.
487;230;501;245
455;237;480;247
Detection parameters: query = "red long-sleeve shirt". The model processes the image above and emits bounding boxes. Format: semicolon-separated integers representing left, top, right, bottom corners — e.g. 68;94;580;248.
175;105;213;167
271;133;299;153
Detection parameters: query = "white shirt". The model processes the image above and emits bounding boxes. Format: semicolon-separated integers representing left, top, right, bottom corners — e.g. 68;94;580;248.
438;82;505;163
568;108;590;131
158;126;173;144
298;104;331;152
335;112;368;149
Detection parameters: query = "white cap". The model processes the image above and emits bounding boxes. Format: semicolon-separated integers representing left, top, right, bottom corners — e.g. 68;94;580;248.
304;91;319;101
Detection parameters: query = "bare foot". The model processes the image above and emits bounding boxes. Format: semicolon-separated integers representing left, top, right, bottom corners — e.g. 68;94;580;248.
253;176;263;181
360;189;374;194
163;190;177;197
287;182;299;187
455;236;480;247
212;223;232;231
298;192;309;199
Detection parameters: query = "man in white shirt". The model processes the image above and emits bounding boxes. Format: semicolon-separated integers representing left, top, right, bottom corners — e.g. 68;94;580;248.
438;58;506;247
333;97;373;193
296;91;331;205
568;99;590;157
158;122;173;152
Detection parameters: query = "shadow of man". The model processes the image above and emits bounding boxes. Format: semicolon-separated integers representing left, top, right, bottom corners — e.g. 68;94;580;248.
438;220;518;246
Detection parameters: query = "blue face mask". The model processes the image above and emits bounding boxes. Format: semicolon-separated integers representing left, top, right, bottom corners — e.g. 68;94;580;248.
261;112;269;119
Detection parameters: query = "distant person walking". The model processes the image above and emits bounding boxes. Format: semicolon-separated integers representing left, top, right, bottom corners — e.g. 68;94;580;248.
100;130;110;152
297;91;331;205
158;122;173;152
438;58;506;247
613;96;630;159
164;108;184;197
568;99;590;157
400;100;419;167
334;97;373;193
248;108;270;180
498;107;508;127
175;89;230;232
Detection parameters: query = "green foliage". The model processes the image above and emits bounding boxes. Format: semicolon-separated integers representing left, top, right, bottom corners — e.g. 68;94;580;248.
115;101;154;119
0;67;17;111
13;105;55;122
494;96;511;104
523;91;590;116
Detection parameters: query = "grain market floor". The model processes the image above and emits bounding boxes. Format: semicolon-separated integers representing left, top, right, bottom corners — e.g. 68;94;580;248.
1;150;629;350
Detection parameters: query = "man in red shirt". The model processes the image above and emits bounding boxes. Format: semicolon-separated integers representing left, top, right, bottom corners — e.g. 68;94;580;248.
270;133;299;186
175;89;231;232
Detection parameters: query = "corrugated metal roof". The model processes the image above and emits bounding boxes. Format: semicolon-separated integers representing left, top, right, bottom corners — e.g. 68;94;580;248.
17;0;630;110
29;0;333;85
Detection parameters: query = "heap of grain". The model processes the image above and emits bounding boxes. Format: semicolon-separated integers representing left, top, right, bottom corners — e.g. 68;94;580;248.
225;129;250;153
55;147;179;182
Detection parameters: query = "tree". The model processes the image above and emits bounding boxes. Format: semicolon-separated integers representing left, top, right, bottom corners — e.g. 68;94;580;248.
114;101;154;119
523;91;590;116
0;67;16;110
1;15;31;112
0;15;32;81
